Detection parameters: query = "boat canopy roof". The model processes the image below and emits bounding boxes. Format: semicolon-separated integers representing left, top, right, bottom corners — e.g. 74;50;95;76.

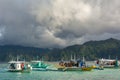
99;59;115;62
31;60;42;63
8;61;25;64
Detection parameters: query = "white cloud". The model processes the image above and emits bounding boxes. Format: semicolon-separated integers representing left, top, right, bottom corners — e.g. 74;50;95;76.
0;0;120;48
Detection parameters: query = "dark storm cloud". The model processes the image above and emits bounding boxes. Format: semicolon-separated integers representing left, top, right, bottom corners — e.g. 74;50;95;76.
0;0;120;48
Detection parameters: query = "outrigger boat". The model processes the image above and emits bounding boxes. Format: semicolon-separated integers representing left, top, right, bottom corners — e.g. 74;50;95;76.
8;61;32;73
58;55;93;71
30;60;48;71
58;61;93;71
30;60;57;71
96;58;120;68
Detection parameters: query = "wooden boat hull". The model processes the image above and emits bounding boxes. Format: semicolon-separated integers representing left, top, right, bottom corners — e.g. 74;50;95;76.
8;69;22;72
64;67;82;71
81;67;92;71
32;68;46;71
21;69;31;73
8;69;31;73
58;67;93;71
103;65;114;68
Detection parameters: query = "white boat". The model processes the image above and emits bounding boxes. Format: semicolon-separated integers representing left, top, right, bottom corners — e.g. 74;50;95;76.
96;58;120;68
8;61;32;72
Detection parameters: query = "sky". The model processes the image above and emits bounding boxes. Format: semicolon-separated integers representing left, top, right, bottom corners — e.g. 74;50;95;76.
0;0;120;48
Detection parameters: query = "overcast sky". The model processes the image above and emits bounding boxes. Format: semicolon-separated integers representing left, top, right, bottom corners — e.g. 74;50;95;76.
0;0;120;48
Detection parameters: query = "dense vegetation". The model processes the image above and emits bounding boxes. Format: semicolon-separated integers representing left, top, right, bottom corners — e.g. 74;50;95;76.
0;38;120;62
61;38;120;60
0;45;50;62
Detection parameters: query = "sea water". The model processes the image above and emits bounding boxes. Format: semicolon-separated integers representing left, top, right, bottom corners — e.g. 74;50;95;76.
0;63;120;80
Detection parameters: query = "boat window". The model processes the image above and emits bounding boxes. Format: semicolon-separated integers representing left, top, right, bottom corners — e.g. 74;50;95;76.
10;63;15;69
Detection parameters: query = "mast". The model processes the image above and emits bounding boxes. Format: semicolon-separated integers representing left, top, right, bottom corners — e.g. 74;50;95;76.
74;54;76;61
108;55;111;59
82;56;85;62
71;54;73;61
17;55;18;61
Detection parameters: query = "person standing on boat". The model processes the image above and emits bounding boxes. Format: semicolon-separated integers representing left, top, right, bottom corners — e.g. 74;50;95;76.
21;63;24;70
80;61;86;68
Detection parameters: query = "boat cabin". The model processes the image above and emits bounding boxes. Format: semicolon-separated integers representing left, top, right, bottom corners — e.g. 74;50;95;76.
8;61;31;72
96;58;119;68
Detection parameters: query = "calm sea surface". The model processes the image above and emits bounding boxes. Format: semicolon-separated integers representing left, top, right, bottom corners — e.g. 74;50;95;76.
0;63;120;80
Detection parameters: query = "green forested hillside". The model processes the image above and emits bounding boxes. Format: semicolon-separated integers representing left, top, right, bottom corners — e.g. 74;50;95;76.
0;45;50;61
0;38;120;62
61;38;120;60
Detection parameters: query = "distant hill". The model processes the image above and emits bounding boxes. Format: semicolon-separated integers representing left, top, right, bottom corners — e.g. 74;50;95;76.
60;38;120;60
0;45;50;61
0;38;120;62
